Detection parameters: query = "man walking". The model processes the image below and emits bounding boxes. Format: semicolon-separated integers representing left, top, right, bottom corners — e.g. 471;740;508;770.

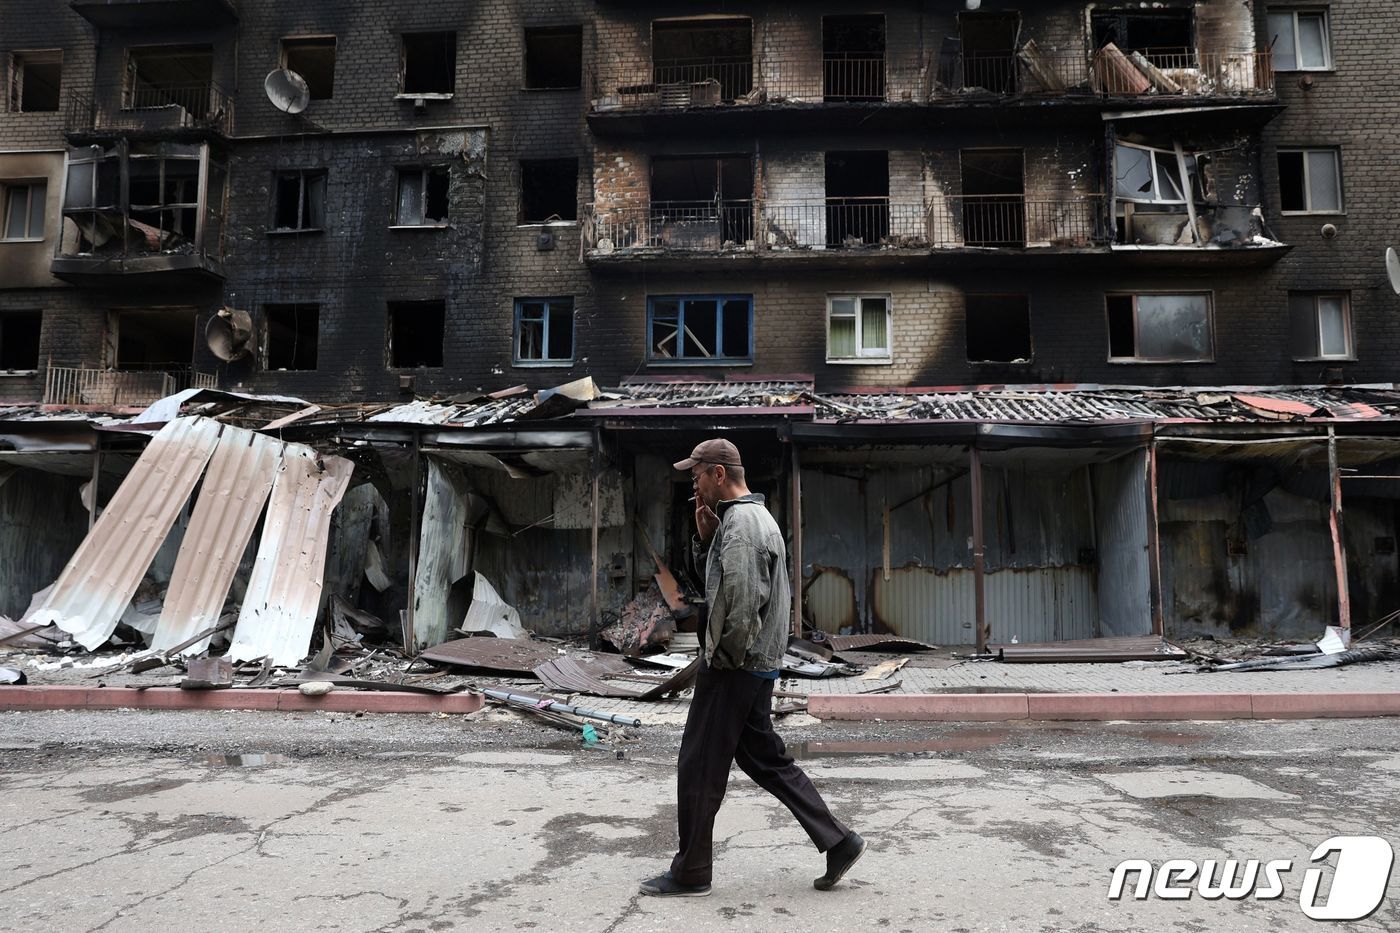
639;438;865;897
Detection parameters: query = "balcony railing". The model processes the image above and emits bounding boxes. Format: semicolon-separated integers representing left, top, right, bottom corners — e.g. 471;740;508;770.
593;48;1273;113
66;83;234;136
932;196;1110;249
44;365;217;408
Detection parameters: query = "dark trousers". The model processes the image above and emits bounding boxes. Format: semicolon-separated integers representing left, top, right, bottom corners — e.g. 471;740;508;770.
669;665;849;885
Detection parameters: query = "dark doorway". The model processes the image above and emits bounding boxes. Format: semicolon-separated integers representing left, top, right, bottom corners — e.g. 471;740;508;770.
823;15;885;100
960;12;1020;94
652;18;753;102
826;151;889;247
961;149;1024;247
650;155;753;246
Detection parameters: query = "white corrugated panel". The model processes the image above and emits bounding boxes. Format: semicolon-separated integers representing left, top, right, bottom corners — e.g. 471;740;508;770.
151;426;284;656
32;417;224;650
227;449;354;666
411;457;474;650
872;566;1099;645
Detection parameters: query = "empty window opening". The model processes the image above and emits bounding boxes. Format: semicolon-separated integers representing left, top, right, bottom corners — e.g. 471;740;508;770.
273;171;325;231
126;46;214;118
823;15;885;100
113;309;196;370
127;150;201;245
524;26;582;89
1106;293;1212;362
264;304;319;371
2;181;46;240
1279;149;1342;213
827;295;891;361
520;158;578;223
282;37;336;100
966;294;1031;363
959;12;1021;94
648;296;751;363
652;18;753;101
1268;9;1331;71
388;300;445;368
825;151;888;247
1114;142;1206;205
401;32;456;95
1290;292;1351;360
1092;11;1194;57
961;149;1024;247
396;166;450;226
650;155;753;244
8;51;61;112
515;298;575;364
0;311;41;371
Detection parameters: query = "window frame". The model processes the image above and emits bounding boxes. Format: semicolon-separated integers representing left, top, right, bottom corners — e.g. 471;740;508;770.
1267;8;1333;72
280;36;337;101
392;165;451;228
825;293;892;363
261;302;320;372
269;169;326;234
0;309;42;374
1;180;47;241
1278;147;1344;215
1114;142;1204;207
386;299;446;370
1105;292;1215;364
646;294;754;365
513;297;576;366
1289;291;1353;361
965;293;1034;365
7;49;62;113
522;25;584;91
397;31;457;98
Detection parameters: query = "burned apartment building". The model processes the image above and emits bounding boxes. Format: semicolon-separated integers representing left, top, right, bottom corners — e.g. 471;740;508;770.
2;0;1400;656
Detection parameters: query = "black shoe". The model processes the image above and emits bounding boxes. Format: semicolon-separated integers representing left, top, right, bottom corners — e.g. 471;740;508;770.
814;831;866;891
639;871;712;897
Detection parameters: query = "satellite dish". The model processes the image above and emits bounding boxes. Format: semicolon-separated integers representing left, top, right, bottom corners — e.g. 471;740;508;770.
206;307;255;361
1387;247;1400;296
264;69;311;115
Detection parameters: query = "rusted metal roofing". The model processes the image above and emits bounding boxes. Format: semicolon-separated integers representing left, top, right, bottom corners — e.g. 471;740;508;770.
990;634;1186;662
418;636;563;673
532;655;700;699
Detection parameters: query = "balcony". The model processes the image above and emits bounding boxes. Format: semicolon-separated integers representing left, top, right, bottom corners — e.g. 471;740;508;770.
66;83;234;140
70;0;237;28
43;365;217;408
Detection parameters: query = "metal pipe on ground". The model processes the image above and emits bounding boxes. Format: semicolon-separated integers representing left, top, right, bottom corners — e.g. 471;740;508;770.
479;688;643;727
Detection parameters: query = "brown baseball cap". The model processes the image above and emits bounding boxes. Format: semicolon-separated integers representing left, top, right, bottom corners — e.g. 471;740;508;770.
673;438;743;471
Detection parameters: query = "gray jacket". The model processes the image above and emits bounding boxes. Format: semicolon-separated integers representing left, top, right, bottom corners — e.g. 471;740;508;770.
691;493;790;672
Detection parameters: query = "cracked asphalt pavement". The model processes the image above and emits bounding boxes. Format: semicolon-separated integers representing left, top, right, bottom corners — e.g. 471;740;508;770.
3;709;1400;932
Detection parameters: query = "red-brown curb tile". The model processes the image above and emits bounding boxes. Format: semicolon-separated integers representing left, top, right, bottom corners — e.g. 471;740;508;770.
1027;692;1254;721
1250;692;1400;719
807;692;1030;721
0;685;484;715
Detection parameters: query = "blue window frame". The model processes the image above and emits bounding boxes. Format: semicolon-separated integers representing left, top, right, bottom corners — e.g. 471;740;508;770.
647;295;752;363
514;297;574;364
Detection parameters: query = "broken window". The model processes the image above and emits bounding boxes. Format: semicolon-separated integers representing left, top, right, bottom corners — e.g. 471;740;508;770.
826;151;889;246
125;46;214;118
1092;10;1194;57
652;18;753;102
0;311;41;371
395;166;450;226
112;309;196;369
388;300;445;368
282;37;336;100
647;296;751;363
1289;292;1352;360
515;298;574;364
966;295;1032;363
524;26;582;89
959;12;1020;94
1114;142;1207;205
7;51;61;112
520;158;578;223
401;32;456;95
650;155;754;244
827;295;890;361
1106;293;1213;362
263;303;319;371
2;181;46;240
1279;149;1342;213
272;171;326;232
823;15;885;100
1268;9;1331;71
962;149;1025;247
127;150;200;246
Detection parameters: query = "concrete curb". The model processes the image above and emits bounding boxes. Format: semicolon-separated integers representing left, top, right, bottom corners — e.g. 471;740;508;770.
0;686;485;715
807;692;1400;722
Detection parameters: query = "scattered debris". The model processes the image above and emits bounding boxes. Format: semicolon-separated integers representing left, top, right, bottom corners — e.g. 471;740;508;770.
533;656;698;699
419;636;561;674
0;667;26;685
987;635;1187;663
458;573;527;639
859;657;909;681
816;633;939;654
181;657;233;690
479;687;642;727
599;583;676;653
299;681;334;696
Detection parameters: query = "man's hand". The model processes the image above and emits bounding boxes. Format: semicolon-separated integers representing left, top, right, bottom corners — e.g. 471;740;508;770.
695;501;720;543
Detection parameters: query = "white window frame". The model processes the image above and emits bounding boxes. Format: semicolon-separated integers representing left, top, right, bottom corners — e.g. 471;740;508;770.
1106;292;1215;363
826;294;892;363
1;180;46;241
1290;292;1353;361
1267;9;1333;72
1114;142;1201;206
1278;148;1343;215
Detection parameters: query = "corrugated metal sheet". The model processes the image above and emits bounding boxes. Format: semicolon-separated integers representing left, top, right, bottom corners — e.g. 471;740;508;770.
1093;451;1153;637
411;458;475;650
871;566;1099;645
151;426;284;656
227;450;354;666
32;417;223;650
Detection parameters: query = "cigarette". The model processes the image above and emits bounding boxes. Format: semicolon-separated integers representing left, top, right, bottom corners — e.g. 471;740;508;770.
688;496;698;503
